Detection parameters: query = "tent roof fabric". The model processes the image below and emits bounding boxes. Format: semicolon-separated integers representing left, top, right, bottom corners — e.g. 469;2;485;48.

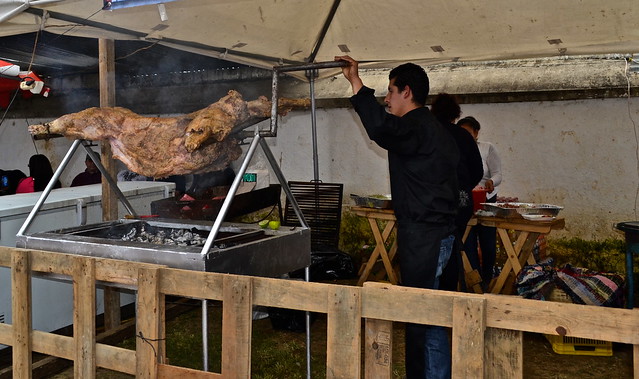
1;0;638;80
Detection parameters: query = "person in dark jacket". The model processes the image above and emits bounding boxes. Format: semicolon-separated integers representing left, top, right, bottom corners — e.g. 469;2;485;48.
16;154;61;193
0;169;27;195
71;153;102;187
431;93;484;292
335;55;458;379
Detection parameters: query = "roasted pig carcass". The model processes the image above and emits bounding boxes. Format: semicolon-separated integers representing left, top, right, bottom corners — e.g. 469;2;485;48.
29;91;309;178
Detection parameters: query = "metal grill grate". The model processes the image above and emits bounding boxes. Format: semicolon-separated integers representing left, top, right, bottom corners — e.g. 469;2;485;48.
282;181;343;250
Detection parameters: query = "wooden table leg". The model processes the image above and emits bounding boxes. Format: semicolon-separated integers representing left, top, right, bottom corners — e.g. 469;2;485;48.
358;218;398;285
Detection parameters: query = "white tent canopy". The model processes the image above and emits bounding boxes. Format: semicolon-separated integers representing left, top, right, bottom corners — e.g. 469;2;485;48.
1;0;638;80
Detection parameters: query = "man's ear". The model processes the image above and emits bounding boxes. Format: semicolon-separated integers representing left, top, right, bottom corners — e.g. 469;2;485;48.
402;86;412;100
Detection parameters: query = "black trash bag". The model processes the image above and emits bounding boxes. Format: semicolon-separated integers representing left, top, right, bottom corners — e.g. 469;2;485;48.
268;307;317;332
290;247;357;281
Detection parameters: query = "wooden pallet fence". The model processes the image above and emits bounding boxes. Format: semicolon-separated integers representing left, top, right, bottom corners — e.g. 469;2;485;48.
0;246;637;378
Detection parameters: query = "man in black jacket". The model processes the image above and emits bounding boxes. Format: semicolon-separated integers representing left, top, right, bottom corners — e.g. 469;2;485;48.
335;55;458;379
431;93;484;292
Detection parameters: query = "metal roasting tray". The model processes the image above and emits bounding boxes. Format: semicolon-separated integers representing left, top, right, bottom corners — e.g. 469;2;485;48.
16;218;310;276
350;194;392;209
480;202;563;218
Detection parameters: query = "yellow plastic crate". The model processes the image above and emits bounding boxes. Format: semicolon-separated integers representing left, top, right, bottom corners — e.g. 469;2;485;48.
544;334;613;356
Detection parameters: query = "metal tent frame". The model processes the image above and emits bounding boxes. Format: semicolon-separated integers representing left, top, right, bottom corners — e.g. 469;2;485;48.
16;60;346;379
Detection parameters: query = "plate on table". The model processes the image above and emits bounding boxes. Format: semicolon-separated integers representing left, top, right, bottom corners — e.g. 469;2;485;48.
521;214;556;221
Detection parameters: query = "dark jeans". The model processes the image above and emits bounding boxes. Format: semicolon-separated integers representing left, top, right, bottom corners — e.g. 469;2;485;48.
464;195;497;283
397;222;454;379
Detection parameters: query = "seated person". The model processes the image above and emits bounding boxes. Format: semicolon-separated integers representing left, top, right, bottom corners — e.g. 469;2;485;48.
71;153;102;187
16;154;61;193
0;169;27;195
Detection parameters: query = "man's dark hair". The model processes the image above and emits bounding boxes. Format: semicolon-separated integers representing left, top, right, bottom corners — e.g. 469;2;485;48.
457;116;481;131
430;93;461;123
389;63;429;106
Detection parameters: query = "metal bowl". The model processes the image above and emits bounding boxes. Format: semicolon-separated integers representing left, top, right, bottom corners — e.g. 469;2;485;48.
481;202;563;218
350;194;392;209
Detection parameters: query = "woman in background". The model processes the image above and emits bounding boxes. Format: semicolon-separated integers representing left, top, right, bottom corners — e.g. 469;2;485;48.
16;154;62;193
459;116;502;290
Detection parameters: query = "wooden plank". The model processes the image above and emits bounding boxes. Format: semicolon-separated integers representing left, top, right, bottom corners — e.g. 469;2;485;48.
0;323;12;346
27;248;75;276
451;297;486;378
12;249;31;378
96;343;137;375
136;267;162;379
73;256;96;379
103;288;121;330
326;285;361;379
364;319;392;379
159;363;222;378
98;38;118;222
159;268;224;300
222;275;253;379
252;276;329;313
96;257;163;286
0;246;11;267
362;282;455;326
484;328;523;379
484;294;639;344
32;331;74;359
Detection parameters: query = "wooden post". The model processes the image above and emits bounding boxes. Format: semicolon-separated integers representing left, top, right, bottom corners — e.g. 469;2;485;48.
634;344;638;379
136;267;162;379
364;318;392;379
326;285;361;379
12;249;31;378
222;275;253;378
452;297;486;378
73;256;96;379
98;38;121;330
484;328;523;379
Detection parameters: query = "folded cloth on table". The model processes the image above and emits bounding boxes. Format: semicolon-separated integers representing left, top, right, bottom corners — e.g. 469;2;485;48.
555;264;625;308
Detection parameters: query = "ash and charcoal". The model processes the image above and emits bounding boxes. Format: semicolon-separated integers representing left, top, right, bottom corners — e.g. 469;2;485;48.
121;224;208;247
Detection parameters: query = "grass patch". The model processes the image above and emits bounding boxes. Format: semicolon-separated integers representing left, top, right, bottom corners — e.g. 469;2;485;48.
546;237;630;275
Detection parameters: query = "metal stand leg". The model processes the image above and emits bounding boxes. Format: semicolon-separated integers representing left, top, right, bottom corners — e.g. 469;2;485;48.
17;139;82;236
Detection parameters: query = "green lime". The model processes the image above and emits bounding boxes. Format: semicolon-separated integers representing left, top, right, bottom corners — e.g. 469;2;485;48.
268;220;281;230
258;220;270;228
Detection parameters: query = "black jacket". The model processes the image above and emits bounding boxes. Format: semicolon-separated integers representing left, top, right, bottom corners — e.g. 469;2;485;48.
350;86;459;225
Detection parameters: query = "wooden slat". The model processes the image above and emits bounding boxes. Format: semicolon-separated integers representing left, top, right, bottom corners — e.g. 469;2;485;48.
452;297;486;378
0;322;12;346
32;331;73;359
95;257;163;286
159;363;222;378
12;249;31;378
96;343;137;375
484;328;523;379
32;330;136;374
0;246;11;267
222;275;253;379
485;294;639;344
364;318;392;379
73;256;96;379
362;282;455;326
326;285;361;379
137;267;162;379
252;276;329;313
158;268;224;300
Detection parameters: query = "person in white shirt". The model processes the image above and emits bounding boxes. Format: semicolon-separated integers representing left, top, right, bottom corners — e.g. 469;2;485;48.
458;116;502;290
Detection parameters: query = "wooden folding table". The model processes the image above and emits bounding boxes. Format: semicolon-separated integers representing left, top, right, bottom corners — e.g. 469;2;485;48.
467;215;565;294
352;206;399;286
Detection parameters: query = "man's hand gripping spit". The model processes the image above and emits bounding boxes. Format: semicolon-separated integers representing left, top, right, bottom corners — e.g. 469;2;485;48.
334;55;364;95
